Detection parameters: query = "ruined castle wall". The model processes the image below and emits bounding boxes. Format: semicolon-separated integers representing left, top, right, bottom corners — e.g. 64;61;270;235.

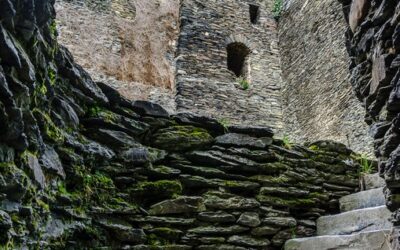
176;0;283;130
279;0;373;154
55;0;179;111
0;0;372;248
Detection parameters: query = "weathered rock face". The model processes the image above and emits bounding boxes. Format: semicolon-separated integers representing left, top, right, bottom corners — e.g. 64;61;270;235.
55;0;179;112
279;0;373;155
336;0;400;246
0;0;363;249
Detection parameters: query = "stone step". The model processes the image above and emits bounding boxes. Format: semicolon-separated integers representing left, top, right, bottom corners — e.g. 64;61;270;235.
339;187;385;212
360;173;386;190
317;206;392;236
284;230;391;250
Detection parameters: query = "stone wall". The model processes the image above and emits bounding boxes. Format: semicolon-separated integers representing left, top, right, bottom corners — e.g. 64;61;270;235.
54;0;377;154
279;0;373;154
336;0;400;247
55;0;179;112
176;0;283;130
0;1;362;248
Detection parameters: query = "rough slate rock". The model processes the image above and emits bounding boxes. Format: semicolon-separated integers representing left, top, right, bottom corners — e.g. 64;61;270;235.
215;133;272;149
132;100;169;118
228;125;274;137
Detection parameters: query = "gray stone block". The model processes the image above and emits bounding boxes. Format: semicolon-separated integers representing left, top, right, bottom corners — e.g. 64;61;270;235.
317;206;392;236
339;188;385;212
285;230;391;250
361;173;386;190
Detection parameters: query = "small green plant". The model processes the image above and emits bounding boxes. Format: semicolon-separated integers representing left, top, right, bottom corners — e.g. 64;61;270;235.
218;118;230;133
88;106;103;117
290;227;297;239
49;20;57;39
5;238;15;250
38;81;48;95
32;109;65;144
57;182;68;195
273;0;283;19
282;135;293;149
35;198;50;213
237;77;250;90
48;67;57;86
359;154;373;174
83;172;115;200
309;145;319;151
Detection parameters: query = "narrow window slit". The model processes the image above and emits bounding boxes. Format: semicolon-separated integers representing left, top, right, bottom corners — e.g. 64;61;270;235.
249;4;260;24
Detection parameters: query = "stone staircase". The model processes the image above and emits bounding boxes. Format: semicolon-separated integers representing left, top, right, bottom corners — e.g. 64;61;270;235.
285;173;393;250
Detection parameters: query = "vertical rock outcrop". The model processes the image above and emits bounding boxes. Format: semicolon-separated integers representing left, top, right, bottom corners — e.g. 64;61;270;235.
337;0;400;246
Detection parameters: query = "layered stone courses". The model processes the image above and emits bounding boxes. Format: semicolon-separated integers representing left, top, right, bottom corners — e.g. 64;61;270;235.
175;0;283;130
284;174;391;250
279;0;373;154
55;0;374;154
0;0;392;248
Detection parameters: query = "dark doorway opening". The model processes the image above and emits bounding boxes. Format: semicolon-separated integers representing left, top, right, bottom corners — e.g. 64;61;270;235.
227;42;251;77
249;4;260;24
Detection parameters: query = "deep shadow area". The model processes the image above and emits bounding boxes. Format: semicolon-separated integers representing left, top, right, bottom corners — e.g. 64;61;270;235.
249;4;260;24
227;42;251;77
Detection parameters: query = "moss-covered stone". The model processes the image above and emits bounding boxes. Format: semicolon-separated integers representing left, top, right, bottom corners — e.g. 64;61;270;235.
256;195;317;208
0;162;31;201
204;192;260;210
306;141;353;155
133;180;183;204
32;109;65;144
222;180;260;192
149;196;205;215
259;162;289;173
250;175;293;186
88;106;116;122
260;186;309;198
152;126;214;151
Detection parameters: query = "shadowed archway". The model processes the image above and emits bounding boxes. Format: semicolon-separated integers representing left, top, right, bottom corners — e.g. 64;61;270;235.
226;42;251;77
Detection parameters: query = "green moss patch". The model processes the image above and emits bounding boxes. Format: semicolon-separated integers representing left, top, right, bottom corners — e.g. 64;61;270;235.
152;126;214;151
132;180;183;204
32;109;65;144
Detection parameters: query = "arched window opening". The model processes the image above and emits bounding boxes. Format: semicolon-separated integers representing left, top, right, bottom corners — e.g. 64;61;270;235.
249;4;260;24
227;42;251;77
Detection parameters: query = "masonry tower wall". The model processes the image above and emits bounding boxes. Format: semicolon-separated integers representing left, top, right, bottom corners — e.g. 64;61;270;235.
176;0;283;130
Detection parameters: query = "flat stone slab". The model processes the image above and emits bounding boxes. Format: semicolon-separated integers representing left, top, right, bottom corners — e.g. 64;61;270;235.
361;173;386;190
285;230;391;250
317;206;392;236
339;188;385;212
215;133;272;149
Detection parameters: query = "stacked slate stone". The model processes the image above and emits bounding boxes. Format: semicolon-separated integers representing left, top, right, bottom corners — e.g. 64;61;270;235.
175;0;283;130
337;0;400;245
0;0;360;249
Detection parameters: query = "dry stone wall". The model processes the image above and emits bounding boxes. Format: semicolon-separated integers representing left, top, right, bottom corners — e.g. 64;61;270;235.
279;0;373;155
0;1;362;248
176;0;283;130
336;0;400;247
